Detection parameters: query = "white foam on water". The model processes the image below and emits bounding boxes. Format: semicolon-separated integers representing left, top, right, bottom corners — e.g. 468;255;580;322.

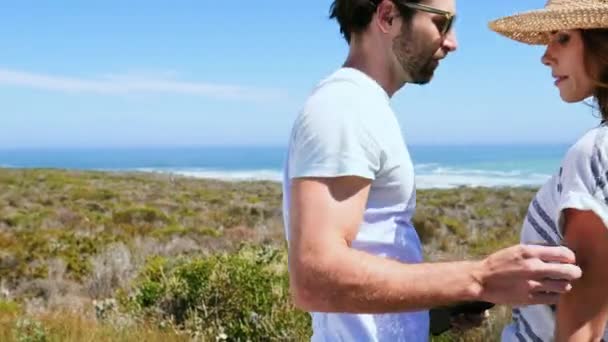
136;168;283;182
415;173;550;189
135;166;552;189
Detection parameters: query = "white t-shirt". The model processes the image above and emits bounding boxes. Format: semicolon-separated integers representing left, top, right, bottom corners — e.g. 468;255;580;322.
282;67;428;341
501;124;608;341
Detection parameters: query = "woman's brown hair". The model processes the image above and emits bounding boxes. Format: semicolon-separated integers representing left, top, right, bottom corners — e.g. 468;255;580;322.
581;29;608;122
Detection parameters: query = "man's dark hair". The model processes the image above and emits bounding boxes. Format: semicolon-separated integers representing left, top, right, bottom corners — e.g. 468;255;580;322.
329;0;421;44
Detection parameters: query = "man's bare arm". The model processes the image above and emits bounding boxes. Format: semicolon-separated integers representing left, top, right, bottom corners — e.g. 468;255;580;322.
288;176;582;314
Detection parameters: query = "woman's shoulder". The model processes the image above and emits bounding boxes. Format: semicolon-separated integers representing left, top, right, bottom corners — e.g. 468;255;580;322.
564;123;608;164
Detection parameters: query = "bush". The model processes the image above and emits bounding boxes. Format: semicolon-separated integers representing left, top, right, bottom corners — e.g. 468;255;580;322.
0;299;22;316
13;317;47;342
125;245;310;340
112;207;172;226
87;243;134;299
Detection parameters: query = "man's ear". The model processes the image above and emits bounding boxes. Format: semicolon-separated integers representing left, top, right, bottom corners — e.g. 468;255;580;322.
376;0;397;34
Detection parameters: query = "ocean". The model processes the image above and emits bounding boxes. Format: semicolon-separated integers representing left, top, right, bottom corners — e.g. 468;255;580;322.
0;145;569;189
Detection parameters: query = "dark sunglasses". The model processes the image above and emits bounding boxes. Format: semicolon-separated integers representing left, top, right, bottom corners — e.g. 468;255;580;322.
397;2;456;36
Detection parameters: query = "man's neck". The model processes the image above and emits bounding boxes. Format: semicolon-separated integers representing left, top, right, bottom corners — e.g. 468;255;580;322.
342;39;406;98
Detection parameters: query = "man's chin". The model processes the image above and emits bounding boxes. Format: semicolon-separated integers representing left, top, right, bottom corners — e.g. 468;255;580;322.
412;67;437;85
412;73;433;85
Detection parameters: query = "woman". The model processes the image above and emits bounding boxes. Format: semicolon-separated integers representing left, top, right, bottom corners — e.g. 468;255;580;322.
489;1;608;341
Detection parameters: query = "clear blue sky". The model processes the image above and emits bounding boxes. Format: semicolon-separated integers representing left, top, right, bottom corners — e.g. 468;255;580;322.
0;0;601;148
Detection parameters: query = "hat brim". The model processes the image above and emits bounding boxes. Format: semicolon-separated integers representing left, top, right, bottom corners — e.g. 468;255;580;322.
489;6;608;45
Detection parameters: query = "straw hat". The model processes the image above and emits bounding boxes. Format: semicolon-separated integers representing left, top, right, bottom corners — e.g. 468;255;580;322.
489;0;608;45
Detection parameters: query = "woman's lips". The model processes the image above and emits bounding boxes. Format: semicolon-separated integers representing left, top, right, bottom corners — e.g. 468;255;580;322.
554;75;568;86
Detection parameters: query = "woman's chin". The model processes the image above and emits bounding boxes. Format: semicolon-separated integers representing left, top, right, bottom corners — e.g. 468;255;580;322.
559;91;588;104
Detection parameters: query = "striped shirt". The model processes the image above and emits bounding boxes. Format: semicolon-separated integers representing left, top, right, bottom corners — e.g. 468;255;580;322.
501;124;608;341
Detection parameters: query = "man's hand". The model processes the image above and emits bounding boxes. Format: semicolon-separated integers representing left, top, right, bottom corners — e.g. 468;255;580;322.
475;244;582;306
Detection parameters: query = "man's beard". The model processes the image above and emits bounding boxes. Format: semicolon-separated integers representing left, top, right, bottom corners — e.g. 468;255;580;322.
392;33;438;85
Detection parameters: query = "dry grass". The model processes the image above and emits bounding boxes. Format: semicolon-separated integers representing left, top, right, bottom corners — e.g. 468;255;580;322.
0;310;188;342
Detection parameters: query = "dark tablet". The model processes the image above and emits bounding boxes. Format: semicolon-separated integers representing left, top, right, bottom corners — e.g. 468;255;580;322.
430;301;495;336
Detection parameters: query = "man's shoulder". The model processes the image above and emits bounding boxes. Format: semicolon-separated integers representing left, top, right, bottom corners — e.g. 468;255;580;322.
297;74;362;123
288;68;396;151
308;69;367;102
300;69;389;121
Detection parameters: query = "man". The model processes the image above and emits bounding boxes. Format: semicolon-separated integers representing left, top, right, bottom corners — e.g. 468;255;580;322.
281;0;583;341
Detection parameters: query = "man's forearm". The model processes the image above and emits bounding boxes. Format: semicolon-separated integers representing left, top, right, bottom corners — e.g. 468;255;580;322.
291;246;483;314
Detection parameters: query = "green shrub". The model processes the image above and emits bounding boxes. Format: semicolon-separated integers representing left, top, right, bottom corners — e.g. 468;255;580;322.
0;300;21;315
13;317;47;342
440;216;468;239
150;225;189;239
412;212;439;244
113;207;172;226
126;245;310;340
70;187;117;201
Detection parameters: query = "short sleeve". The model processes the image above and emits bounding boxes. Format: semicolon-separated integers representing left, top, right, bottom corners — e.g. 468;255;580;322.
556;128;608;232
288;84;382;180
